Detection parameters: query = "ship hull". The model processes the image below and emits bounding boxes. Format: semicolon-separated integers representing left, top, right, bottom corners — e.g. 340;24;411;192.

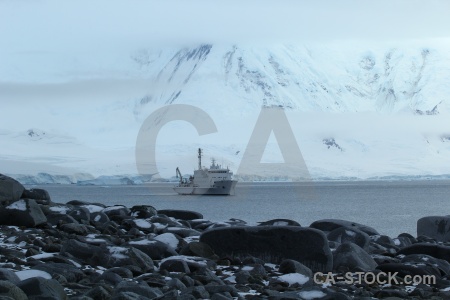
173;180;237;195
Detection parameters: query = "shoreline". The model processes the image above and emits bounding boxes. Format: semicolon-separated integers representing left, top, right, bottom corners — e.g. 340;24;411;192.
1;174;450;299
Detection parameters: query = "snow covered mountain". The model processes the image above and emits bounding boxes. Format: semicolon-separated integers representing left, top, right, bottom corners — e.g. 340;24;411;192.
2;42;450;182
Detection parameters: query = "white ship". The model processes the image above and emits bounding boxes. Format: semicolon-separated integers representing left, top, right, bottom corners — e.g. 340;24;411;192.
173;148;237;195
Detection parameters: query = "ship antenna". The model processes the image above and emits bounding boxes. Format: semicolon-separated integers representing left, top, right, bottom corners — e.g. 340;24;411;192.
198;148;202;170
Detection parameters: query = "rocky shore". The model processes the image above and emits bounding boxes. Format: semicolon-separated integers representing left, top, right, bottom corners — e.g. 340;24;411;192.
2;174;450;299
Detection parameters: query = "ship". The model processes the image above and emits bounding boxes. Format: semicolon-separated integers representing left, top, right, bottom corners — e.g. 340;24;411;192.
173;148;237;195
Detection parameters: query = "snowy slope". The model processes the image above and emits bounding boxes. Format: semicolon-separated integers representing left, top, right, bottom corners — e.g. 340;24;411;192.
2;43;450;181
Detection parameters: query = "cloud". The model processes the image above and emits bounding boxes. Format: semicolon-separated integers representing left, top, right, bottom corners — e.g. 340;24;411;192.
1;0;450;53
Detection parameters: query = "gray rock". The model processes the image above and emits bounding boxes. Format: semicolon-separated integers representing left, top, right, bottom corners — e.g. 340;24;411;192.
0;174;24;205
32;262;85;283
113;281;163;299
377;262;440;278
333;242;378;272
85;286;111;300
60;239;103;266
401;254;450;276
17;277;67;300
200;226;332;272
0;280;28;300
257;218;300;226
59;223;89;235
0;199;47;227
417;216;450;242
100;246;154;273
397;243;450;263
130;205;157;219
68;207;91;223
159;259;190;274
279;259;313;278
127;239;177;260
180;286;209;299
180;242;216;259
327;226;370;249
90;212;110;224
0;268;20;284
46;213;79;226
21;188;51;205
157;209;203;220
310;219;379;236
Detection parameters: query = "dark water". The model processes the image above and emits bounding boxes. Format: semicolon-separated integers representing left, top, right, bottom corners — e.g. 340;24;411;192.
27;181;450;238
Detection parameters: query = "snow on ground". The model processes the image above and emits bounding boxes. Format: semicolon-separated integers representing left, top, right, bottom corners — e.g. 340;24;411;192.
15;270;52;281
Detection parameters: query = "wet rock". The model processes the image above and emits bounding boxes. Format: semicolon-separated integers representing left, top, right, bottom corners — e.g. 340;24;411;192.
130;205;157;219
310;219;379;236
158;209;203;220
397;243;450;263
0;174;25;205
0;268;20;284
333;242;377;272
279;259;313;278
60;239;103;265
0;280;28;300
112;281;163;299
100;246;154;273
417;216;450;242
200;226;332;272
180;241;216;259
46;213;79;226
0;199;47;227
32;262;85;283
17;277;67;300
327;227;370;249
127;239;177;260
21;188;51;205
257;219;301;226
159;258;191;274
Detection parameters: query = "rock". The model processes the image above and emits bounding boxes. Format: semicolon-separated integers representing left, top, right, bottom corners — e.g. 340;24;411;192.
279;259;313;278
374;289;408;299
158;209;203;220
127;239;177;260
310;219;379;236
102;206;130;218
333;242;378;272
257;219;300;226
159;259;191;274
377;262;440;278
100;246;154;273
60;239;103;266
0;174;24;205
397;243;450;263
68;207;91;223
85;286;111;300
180;286;210;299
327;227;370;249
46;213;79;226
0;199;47;227
200;226;332;272
90;212;110;224
401;254;450;276
0;268;20;284
130;205;157;219
32;262;85;283
0;280;28;300
417;216;450;242
21;188;51;205
59;223;89;235
180;242;216;259
17;277;67;300
113;281;163;299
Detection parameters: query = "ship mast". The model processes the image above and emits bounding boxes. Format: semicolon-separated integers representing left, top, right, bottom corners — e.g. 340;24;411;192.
198;148;202;170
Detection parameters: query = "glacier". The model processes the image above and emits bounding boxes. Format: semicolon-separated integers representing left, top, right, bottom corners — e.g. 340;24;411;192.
1;42;450;183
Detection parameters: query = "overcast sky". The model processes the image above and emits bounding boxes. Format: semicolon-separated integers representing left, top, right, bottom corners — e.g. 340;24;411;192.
2;0;450;54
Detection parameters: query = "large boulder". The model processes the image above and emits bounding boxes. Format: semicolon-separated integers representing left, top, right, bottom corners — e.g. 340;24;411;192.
17;277;67;300
310;219;379;236
417;216;450;242
0;199;47;227
158;209;203;220
21;188;51;205
200;226;332;272
0;174;24;205
333;242;378;272
0;280;28;300
397;243;450;263
327;227;370;249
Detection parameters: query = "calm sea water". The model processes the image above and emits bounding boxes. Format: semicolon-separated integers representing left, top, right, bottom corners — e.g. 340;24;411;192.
27;181;450;238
